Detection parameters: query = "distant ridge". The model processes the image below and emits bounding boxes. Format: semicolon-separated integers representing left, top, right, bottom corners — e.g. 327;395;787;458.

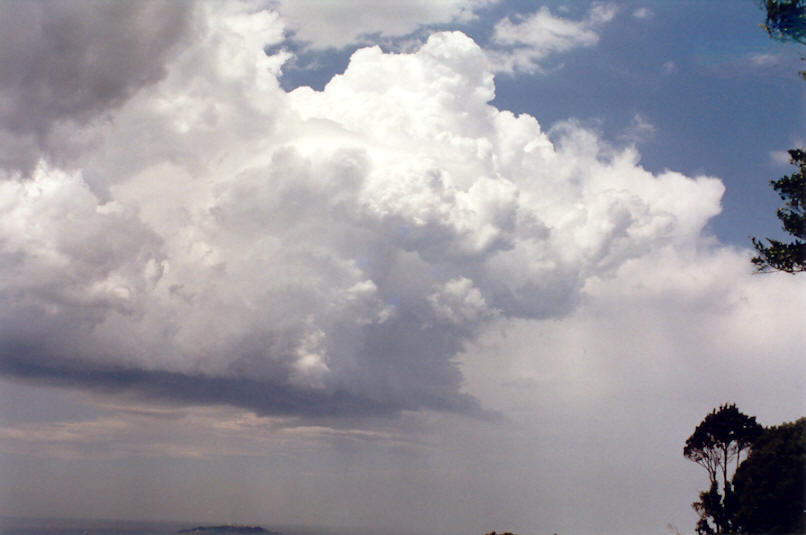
178;526;278;534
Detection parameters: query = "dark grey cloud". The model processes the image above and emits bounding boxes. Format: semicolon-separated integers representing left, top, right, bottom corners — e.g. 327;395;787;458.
0;0;195;171
0;334;482;419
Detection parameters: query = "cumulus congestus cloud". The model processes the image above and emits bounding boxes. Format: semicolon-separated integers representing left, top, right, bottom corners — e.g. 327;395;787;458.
0;3;724;420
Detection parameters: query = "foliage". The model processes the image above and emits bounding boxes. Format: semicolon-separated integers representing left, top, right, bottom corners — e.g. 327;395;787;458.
751;148;806;273
692;482;741;535
692;481;721;535
732;418;806;534
759;0;806;44
684;404;763;534
684;404;763;487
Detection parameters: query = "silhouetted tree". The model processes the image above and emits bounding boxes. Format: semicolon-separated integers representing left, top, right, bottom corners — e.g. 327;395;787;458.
751;149;806;273
684;404;763;534
732;417;806;534
759;0;806;44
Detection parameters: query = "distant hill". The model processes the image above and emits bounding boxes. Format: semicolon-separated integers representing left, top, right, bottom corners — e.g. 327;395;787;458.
178;526;279;535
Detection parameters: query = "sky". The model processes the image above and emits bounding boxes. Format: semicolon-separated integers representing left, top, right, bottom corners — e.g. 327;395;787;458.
0;2;804;535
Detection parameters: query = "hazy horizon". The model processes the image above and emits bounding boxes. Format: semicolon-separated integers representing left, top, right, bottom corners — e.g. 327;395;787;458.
0;516;467;535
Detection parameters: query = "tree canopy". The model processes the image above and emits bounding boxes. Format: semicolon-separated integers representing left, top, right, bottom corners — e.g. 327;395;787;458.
684;404;763;488
751;148;806;273
759;0;806;44
684;404;763;534
732;418;806;534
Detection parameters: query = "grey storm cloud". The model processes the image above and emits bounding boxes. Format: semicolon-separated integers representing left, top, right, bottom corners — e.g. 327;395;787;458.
0;0;194;171
0;2;725;421
0;348;481;418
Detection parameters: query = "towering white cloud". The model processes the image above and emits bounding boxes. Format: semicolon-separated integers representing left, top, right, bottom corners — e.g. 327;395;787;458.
0;2;738;420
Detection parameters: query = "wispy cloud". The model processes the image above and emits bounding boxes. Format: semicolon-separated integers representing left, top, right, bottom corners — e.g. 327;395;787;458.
0;402;421;459
621;113;657;144
746;52;779;67
489;4;617;73
273;0;499;49
662;60;679;75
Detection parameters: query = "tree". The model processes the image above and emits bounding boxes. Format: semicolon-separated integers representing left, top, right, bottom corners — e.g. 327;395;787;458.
751;148;806;273
684;404;763;534
753;3;806;271
759;0;806;44
732;418;806;534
